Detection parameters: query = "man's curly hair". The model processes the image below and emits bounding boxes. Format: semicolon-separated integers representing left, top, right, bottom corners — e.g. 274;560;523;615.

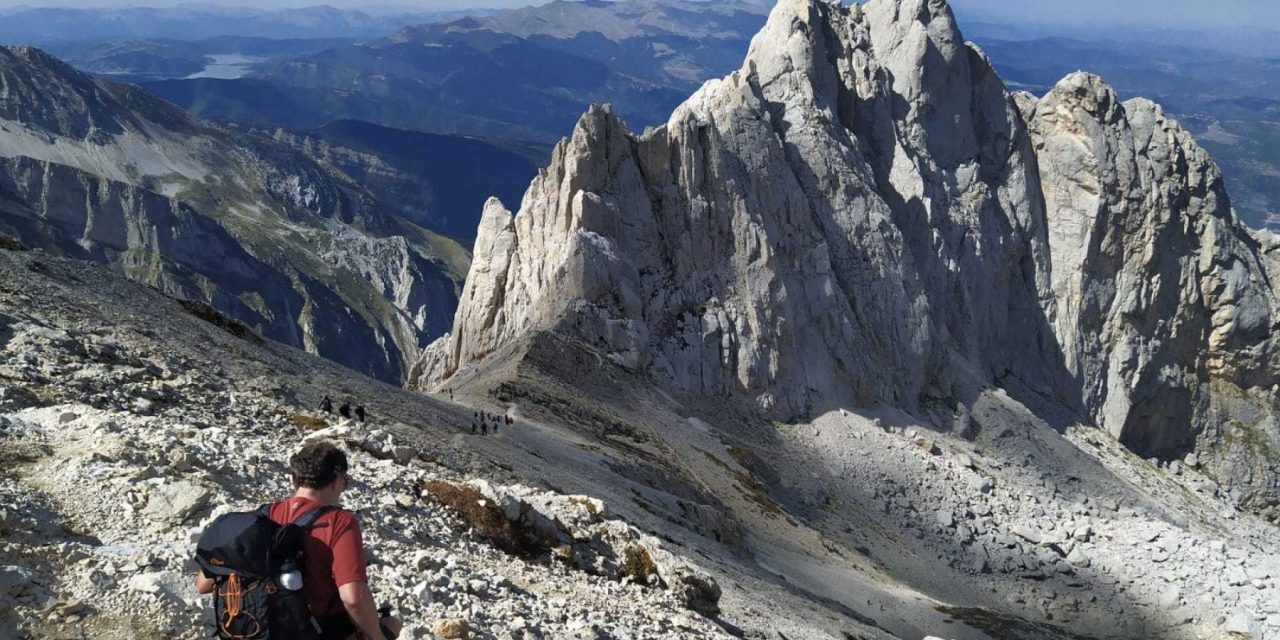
290;441;349;489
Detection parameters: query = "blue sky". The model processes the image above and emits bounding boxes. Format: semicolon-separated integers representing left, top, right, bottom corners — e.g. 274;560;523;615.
0;0;1276;30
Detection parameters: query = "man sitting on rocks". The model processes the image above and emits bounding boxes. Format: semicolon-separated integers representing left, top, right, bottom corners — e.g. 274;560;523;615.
196;441;402;640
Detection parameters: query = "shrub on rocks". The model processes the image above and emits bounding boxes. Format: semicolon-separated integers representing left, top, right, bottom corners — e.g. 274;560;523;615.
0;234;26;251
434;617;470;639
620;545;658;584
177;300;263;345
422;481;549;558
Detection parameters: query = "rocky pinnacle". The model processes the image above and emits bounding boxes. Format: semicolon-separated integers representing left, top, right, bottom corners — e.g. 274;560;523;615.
420;0;1279;515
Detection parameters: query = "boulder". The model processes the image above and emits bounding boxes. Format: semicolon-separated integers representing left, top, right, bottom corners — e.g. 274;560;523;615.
1013;526;1043;545
141;480;210;525
1225;609;1258;636
669;565;722;618
0;565;36;596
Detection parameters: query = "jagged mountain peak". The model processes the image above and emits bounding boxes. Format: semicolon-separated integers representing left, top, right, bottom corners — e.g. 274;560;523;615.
420;0;1280;523
428;0;1062;420
1031;71;1131;122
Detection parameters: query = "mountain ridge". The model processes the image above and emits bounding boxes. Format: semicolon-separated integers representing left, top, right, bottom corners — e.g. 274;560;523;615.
152;0;771;146
0;44;463;383
420;0;1280;518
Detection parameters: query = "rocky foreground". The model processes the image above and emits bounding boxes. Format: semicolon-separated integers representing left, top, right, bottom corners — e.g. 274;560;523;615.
5;246;1279;640
0;248;729;640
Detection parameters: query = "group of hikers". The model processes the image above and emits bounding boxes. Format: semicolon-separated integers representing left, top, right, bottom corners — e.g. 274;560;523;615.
319;395;366;423
471;409;512;435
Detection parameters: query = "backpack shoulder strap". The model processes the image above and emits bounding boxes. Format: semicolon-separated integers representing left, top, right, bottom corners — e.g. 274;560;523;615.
293;505;338;529
257;503;273;517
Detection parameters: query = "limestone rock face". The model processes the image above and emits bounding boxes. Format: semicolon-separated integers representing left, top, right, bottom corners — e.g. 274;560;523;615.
426;0;1065;420
419;0;1280;513
1024;74;1279;461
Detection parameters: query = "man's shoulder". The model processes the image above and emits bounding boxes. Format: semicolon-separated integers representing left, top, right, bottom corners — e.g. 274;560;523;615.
269;499;358;528
319;505;361;533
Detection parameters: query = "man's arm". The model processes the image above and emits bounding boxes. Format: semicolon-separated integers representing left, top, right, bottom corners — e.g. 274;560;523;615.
195;570;215;594
338;581;385;640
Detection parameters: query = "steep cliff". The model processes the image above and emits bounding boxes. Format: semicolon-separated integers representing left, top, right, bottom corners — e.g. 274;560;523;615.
1023;75;1279;466
0;46;462;382
430;0;1064;417
420;0;1280;515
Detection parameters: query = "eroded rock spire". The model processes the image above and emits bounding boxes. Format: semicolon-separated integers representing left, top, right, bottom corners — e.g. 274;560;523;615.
420;0;1279;514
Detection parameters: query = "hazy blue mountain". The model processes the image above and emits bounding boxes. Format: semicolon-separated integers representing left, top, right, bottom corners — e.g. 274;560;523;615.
147;0;770;145
970;35;1280;229
142;74;557;143
47;36;356;82
0;5;488;45
0;46;467;383
264;120;538;241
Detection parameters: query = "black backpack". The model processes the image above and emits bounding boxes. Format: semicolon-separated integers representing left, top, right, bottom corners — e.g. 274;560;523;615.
195;504;336;640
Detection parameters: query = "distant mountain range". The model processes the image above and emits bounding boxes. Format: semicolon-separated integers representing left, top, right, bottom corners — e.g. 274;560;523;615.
5;1;1276;230
968;34;1280;230
140;0;772;145
46;36;356;82
0;5;489;44
0;45;469;383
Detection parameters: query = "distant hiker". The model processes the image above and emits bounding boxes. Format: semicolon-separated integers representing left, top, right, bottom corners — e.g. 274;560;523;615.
470;422;477;435
447;388;454;401
505;415;512;426
339;401;352;419
492;419;499;434
195;441;402;640
320;395;334;414
481;422;488;435
355;405;366;423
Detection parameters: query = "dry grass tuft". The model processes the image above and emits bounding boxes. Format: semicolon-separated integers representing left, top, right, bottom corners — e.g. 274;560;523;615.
620;545;658;584
289;414;329;431
422;481;551;558
178;299;264;344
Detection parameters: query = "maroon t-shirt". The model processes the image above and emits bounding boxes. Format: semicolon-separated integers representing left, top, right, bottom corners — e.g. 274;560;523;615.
268;496;367;618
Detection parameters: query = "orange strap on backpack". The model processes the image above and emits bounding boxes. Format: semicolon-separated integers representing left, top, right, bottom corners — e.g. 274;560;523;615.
218;573;261;639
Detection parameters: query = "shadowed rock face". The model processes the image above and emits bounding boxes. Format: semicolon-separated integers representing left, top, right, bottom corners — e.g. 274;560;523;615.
1023;75;1278;460
0;45;461;383
428;0;1067;418
420;0;1280;515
